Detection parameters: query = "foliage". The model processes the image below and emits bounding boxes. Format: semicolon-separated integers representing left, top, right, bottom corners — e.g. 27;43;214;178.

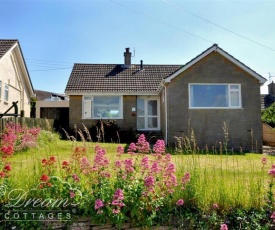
262;102;275;127
2;129;275;228
89;120;120;143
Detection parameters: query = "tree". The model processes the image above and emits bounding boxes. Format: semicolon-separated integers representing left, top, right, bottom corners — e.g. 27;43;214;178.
261;102;275;127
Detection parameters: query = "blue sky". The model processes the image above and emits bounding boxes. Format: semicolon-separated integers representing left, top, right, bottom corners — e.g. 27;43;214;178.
1;0;275;94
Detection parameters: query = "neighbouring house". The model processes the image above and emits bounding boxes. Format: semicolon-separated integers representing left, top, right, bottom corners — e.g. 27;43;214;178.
261;82;275;146
34;89;66;101
0;39;34;117
35;89;69;132
261;82;275;109
65;45;266;152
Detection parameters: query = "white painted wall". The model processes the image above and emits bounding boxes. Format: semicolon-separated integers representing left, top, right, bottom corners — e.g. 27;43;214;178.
0;47;33;117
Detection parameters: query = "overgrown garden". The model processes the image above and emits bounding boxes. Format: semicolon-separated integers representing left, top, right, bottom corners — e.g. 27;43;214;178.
0;122;275;229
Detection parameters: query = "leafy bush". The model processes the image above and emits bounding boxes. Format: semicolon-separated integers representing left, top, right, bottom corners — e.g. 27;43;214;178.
262;102;275;127
89;120;120;143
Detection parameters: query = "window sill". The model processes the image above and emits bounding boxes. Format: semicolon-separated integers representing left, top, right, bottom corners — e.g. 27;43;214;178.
188;107;243;109
82;117;124;120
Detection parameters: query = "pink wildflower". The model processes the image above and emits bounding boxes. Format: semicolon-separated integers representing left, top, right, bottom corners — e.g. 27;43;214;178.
115;160;122;168
72;174;80;182
111;199;125;207
116;145;124;156
164;153;171;162
182;172;191;184
165;163;176;174
112;209;120;214
127;143;137;154
70;191;75;198
220;224;228;230
213;203;219;209
136;134;150;154
271;212;275;222
176;199;184;206
144;175;155;191
95;199;104;210
124;159;134;173
95;145;101;152
140;156;150;170
150;161;160;174
269;168;275;177
262;157;267;164
153;140;166;154
114;189;124;200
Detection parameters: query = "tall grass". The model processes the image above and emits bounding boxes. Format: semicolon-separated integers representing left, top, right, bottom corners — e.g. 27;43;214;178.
4;135;273;214
173;153;271;212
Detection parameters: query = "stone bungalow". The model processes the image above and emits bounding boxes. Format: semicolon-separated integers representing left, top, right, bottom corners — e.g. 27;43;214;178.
65;45;266;152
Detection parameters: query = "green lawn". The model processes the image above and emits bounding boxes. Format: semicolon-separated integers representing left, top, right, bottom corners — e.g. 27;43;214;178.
7;139;274;212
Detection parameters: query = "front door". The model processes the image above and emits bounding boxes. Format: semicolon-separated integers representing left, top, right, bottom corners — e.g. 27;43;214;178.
137;96;160;130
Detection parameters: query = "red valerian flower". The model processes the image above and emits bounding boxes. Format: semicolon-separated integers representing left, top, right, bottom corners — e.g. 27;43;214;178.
176;199;184;206
49;156;56;162
1;145;14;155
4;165;11;171
40;174;50;182
0;171;5;178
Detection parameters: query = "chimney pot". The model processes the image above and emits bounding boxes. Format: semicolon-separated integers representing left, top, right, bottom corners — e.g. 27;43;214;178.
140;60;143;70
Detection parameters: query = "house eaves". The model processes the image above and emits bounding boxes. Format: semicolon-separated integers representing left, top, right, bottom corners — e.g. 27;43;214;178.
0;40;35;97
165;44;267;85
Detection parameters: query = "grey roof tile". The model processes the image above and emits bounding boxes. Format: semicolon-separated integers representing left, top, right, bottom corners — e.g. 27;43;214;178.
65;64;182;93
0;39;18;59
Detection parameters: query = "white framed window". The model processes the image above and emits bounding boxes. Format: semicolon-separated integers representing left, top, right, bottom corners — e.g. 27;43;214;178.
137;96;160;130
189;84;241;108
4;84;9;102
83;96;123;119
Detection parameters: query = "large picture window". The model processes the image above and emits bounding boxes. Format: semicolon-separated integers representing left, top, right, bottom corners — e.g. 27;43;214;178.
83;96;123;119
189;84;241;108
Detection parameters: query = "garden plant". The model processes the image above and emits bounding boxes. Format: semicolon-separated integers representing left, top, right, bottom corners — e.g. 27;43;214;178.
0;122;275;229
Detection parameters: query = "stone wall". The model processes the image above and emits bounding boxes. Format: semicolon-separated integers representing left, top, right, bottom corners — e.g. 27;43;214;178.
43;218;176;230
166;52;263;152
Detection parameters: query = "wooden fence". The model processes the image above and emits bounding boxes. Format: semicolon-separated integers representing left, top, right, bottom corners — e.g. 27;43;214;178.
0;117;54;133
263;123;275;146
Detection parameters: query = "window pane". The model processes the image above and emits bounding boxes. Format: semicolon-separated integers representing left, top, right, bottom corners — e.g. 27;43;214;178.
191;85;228;107
83;100;92;118
137;98;145;116
230;91;240;106
137;117;145;129
4;84;8;101
148;100;157;116
148;117;158;128
230;85;239;90
93;96;121;118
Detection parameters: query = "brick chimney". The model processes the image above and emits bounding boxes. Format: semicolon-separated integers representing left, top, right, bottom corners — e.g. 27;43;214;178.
124;48;131;68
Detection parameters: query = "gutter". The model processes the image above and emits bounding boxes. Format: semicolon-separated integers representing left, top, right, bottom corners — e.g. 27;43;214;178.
164;84;168;145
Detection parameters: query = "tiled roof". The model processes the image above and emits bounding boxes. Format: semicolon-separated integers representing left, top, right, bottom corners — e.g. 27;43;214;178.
65;64;182;93
0;39;18;59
